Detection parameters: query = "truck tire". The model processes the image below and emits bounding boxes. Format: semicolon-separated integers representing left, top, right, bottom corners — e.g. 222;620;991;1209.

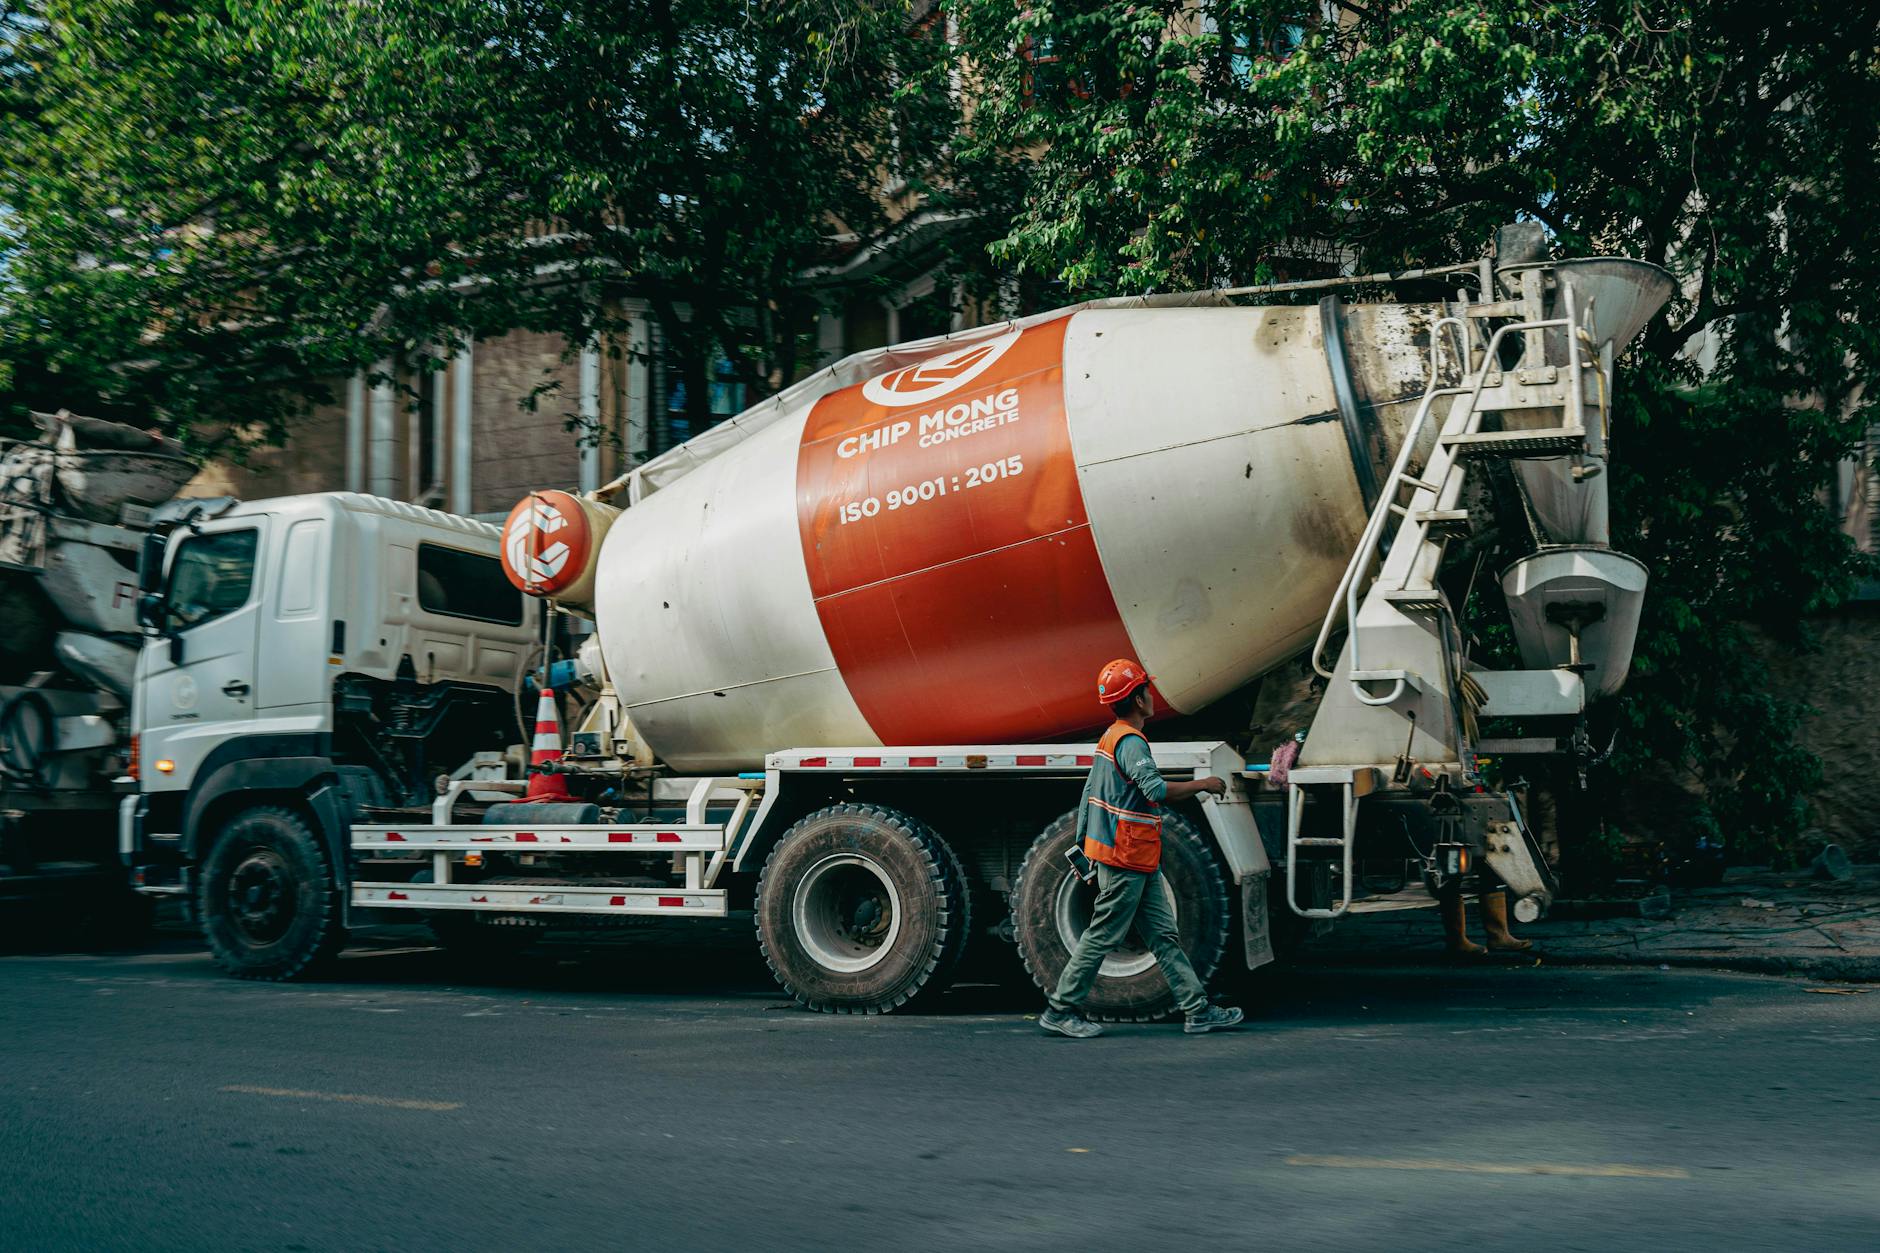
1010;808;1231;1022
0;690;55;786
199;805;345;981
755;803;970;1014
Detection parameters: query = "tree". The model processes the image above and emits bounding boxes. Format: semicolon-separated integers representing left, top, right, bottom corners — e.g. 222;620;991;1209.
953;0;1880;859
0;0;965;453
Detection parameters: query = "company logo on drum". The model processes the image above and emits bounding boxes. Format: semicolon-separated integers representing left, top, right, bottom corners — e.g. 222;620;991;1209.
501;491;589;594
860;329;1022;408
504;499;569;585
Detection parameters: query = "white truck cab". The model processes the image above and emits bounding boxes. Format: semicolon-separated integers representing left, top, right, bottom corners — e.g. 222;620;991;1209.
126;493;538;973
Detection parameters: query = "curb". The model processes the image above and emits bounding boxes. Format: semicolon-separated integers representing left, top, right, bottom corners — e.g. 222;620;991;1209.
1294;946;1880;983
1546;949;1880;982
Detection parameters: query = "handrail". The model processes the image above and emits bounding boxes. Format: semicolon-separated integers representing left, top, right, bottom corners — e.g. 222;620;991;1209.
1309;316;1467;680
1562;282;1585;439
1310;295;1603;695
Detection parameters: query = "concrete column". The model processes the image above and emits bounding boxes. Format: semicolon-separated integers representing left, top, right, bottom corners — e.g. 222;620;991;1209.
450;341;474;515
424;350;447;502
344;371;365;493
406;376;423;502
367;360;397;499
626;315;650;466
578;341;601;494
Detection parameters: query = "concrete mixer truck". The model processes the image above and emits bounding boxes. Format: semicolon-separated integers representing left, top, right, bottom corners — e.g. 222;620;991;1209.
143;238;1673;1019
2;412;201;926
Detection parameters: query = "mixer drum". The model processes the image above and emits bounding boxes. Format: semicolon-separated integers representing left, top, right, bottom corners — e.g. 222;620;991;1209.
589;302;1439;772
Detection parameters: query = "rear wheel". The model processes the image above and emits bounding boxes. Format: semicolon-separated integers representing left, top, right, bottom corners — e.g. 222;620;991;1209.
1011;808;1231;1021
199;805;344;980
756;803;969;1014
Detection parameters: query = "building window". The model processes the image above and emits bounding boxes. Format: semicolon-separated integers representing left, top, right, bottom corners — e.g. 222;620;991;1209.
657;357;745;449
664;372;691;447
1206;6;1310;84
644;317;752;454
709;357;747;418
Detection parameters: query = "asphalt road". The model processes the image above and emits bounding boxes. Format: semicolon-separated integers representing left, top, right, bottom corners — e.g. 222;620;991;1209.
3;920;1877;1252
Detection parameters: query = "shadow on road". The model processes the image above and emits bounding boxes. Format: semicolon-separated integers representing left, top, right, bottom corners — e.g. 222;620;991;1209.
1;898;1634;1032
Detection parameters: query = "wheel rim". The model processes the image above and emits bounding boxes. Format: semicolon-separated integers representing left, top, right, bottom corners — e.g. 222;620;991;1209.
226;847;295;945
1053;870;1177;979
791;853;902;974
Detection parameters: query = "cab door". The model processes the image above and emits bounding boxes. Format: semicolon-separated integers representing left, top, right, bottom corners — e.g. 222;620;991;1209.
136;518;267;791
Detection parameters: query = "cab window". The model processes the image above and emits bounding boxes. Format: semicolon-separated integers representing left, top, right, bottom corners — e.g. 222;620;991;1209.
417;543;524;625
167;528;259;630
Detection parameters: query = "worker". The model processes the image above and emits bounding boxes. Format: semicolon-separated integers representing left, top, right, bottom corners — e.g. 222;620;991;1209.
1439;881;1533;956
1039;658;1246;1039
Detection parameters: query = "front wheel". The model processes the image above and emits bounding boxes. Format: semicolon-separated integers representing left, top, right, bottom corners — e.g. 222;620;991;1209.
199;805;344;980
1010;808;1231;1021
755;803;970;1014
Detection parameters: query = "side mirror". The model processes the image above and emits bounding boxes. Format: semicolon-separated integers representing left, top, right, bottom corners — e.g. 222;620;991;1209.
137;531;168;594
136;591;165;631
135;532;171;636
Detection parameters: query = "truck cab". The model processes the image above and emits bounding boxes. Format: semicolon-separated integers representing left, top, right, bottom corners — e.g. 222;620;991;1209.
126;492;538;975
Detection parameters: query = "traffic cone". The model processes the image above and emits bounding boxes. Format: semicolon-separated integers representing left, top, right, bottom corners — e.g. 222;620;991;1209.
521;686;573;802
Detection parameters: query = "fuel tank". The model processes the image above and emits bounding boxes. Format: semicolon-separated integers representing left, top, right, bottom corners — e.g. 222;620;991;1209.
515;296;1453;771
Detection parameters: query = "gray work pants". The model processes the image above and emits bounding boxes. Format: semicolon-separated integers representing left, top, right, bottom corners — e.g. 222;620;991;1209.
1050;864;1209;1015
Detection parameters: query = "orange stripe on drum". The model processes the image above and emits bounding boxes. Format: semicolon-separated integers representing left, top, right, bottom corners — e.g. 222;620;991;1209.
796;316;1148;745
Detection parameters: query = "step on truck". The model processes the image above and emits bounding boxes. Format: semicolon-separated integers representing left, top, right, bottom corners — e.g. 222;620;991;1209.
133;237;1673;1017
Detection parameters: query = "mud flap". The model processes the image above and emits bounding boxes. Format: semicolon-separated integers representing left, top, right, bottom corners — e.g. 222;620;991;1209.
1481;813;1558;912
1241;870;1276;971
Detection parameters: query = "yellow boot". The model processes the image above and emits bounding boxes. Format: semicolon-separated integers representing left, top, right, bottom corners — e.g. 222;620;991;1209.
1440;885;1485;956
1481;890;1534;952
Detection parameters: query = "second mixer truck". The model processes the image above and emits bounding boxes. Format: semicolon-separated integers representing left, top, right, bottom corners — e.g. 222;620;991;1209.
133;237;1673;1018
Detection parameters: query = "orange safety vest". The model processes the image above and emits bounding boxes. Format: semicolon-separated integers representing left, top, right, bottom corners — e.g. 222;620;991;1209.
1081;721;1164;873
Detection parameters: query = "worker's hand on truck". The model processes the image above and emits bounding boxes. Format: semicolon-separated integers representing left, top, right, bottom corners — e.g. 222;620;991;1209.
1165;775;1229;802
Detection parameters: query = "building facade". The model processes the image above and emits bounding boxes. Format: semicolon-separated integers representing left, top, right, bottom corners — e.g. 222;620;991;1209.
187;267;970;518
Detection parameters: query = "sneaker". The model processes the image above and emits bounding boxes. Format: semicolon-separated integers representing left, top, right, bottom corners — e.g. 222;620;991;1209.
1183;1004;1246;1034
1039;1008;1105;1039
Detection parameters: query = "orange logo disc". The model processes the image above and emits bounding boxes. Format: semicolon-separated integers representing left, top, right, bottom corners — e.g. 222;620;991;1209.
500;490;592;596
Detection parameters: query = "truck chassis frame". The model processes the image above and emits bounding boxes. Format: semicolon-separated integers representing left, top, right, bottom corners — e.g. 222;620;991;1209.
349;740;1271;927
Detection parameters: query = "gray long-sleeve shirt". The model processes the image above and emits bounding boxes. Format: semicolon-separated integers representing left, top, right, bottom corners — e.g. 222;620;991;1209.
1113;732;1168;803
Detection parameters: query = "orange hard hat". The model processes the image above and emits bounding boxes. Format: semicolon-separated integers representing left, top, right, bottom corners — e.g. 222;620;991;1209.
1096;658;1153;706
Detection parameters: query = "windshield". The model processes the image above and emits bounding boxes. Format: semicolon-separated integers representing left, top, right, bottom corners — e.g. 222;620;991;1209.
166;528;258;630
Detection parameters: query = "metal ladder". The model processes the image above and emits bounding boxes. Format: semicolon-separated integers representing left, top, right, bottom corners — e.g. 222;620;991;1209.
1285;277;1603;918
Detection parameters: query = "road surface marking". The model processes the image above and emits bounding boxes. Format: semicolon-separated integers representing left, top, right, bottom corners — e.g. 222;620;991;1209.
1285;1155;1689;1180
1446;1006;1660;1013
222;1085;462;1112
